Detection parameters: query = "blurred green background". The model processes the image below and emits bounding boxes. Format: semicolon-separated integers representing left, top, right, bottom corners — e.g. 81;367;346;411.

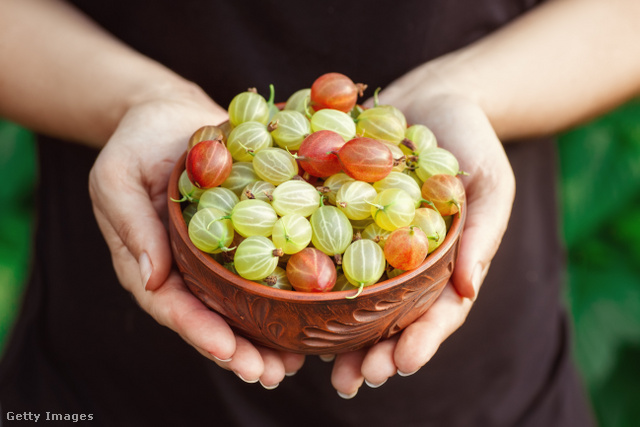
1;101;639;425
557;98;640;427
0;122;35;357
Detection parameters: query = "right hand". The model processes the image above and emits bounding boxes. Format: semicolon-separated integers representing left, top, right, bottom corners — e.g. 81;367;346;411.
329;74;516;397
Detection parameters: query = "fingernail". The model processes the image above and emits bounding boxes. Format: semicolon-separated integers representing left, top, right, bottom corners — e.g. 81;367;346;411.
285;370;298;377
139;252;153;290
259;380;280;390
397;369;419;377
471;264;483;296
319;354;335;362
211;354;232;363
365;379;387;388
236;373;259;384
337;390;358;400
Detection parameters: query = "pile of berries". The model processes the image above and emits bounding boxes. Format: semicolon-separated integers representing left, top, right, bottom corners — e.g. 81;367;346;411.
175;72;465;298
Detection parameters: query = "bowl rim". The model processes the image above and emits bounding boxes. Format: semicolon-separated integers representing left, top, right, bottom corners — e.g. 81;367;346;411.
168;150;466;302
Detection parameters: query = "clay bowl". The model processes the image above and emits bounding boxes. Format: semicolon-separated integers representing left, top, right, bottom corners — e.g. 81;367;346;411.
167;151;465;355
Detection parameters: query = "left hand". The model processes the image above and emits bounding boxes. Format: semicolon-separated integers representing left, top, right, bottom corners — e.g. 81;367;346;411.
88;89;305;388
328;68;516;397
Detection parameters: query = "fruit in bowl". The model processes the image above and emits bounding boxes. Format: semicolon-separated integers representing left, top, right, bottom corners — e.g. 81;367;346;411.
167;73;466;355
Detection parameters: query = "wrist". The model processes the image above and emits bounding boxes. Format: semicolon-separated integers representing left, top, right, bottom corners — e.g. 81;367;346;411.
383;55;487;131
97;76;226;149
125;78;215;114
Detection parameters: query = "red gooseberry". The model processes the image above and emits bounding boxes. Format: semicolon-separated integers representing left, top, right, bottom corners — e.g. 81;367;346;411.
421;174;466;216
286;247;337;292
185;139;233;189
336;137;394;182
297;130;346;178
383;225;430;271
310;72;367;113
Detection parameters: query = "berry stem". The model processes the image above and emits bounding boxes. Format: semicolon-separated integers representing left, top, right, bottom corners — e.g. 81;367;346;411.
420;198;436;210
218;242;237;252
267;83;275;106
170;195;188;203
373;87;382;107
304;96;314;119
280;219;292;243
206;215;231;230
345;282;364;299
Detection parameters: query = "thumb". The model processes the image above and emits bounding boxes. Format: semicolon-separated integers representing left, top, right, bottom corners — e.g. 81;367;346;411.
451;159;515;300
89;150;173;293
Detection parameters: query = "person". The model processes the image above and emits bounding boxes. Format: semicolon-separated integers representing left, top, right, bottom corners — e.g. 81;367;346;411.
1;0;639;425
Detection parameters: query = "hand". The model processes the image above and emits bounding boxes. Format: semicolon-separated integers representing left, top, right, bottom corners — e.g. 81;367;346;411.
88;88;305;388
329;70;516;397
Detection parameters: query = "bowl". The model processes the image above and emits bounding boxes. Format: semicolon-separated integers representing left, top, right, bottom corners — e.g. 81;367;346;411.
167;151;465;355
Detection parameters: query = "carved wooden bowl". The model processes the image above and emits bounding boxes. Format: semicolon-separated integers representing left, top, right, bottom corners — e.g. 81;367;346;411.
168;151;465;355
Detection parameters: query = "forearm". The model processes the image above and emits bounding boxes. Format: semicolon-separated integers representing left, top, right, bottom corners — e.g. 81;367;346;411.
422;0;640;140
0;0;208;148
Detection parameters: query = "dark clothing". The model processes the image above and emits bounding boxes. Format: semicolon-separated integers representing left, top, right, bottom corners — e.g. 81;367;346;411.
0;1;595;426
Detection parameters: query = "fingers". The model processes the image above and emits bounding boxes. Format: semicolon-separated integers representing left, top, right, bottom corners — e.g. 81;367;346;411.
360;337;399;387
331;349;367;399
223;337;265;383
112;250;302;389
330;282;473;397
138;274;306;388
139;275;289;388
210;343;305;390
218;343;285;389
135;271;237;361
255;347;305;389
332;340;399;395
89;140;244;370
280;351;306;377
393;283;472;374
255;347;284;389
